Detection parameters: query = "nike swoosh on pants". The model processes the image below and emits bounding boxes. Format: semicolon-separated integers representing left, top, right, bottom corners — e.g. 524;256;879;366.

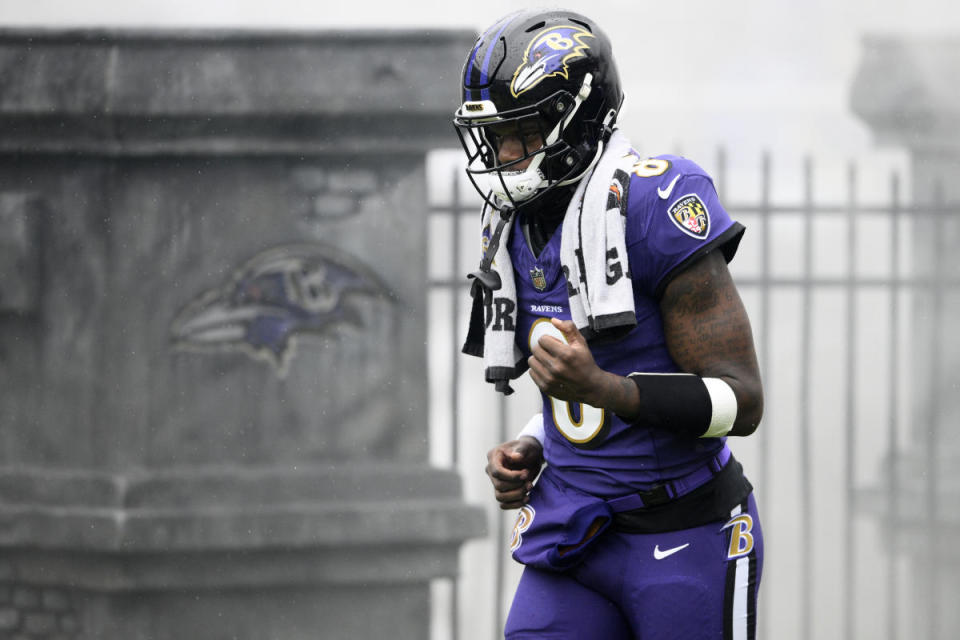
653;542;690;559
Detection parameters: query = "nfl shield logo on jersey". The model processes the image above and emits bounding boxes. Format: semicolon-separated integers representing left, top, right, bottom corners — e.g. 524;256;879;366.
530;267;548;291
668;194;710;239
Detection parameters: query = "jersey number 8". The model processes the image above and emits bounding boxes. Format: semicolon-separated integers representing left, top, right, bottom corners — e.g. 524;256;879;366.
528;318;606;445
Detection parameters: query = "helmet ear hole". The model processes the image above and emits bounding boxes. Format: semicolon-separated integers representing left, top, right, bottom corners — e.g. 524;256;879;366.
553;95;574;116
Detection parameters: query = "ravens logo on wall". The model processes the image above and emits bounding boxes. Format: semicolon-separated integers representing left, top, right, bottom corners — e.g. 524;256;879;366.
170;244;394;376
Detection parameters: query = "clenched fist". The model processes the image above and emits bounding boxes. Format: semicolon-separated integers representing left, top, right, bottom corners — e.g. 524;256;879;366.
485;437;544;509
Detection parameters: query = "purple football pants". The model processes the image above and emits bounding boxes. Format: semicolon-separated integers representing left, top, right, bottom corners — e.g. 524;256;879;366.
504;494;763;640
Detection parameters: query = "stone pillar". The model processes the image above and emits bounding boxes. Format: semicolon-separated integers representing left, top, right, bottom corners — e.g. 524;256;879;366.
851;35;960;640
0;29;484;640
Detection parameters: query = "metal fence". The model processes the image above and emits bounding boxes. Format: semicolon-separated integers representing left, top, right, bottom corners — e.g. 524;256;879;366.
427;148;957;640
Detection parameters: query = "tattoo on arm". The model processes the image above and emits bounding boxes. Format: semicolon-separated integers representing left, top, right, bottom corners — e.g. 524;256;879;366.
661;252;754;373
659;250;763;434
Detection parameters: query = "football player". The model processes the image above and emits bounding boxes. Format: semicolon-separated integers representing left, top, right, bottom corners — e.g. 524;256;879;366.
455;9;764;640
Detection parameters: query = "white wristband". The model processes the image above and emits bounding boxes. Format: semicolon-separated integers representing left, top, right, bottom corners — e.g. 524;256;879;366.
516;413;545;447
700;377;738;438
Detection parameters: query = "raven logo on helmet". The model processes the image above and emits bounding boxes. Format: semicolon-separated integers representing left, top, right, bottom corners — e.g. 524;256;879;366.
511;25;595;97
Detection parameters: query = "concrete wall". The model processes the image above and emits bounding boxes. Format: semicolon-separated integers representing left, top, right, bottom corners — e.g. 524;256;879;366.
0;28;484;640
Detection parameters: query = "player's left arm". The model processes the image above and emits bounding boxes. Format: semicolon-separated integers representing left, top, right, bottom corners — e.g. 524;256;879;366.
528;250;762;438
657;249;763;436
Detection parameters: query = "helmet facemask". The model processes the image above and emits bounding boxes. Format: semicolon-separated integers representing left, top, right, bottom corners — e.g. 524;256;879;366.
454;74;604;212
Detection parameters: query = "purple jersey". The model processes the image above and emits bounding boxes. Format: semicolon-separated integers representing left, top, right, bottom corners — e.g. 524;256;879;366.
511;154;745;498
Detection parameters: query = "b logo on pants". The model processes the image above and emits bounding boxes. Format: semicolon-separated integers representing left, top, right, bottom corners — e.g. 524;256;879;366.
722;513;754;560
510;505;535;552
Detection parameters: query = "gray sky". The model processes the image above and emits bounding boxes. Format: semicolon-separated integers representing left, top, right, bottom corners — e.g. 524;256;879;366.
4;0;958;196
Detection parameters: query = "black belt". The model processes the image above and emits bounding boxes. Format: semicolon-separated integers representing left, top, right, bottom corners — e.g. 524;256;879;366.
606;446;732;512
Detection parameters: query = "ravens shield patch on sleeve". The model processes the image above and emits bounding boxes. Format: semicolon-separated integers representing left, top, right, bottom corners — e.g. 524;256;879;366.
668;194;710;239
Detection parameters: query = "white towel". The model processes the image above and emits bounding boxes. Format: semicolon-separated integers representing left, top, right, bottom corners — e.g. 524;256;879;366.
560;130;638;339
463;203;526;394
462;131;638;394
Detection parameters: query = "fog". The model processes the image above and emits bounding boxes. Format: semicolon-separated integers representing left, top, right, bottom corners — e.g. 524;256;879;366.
2;1;959;639
5;0;959;165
